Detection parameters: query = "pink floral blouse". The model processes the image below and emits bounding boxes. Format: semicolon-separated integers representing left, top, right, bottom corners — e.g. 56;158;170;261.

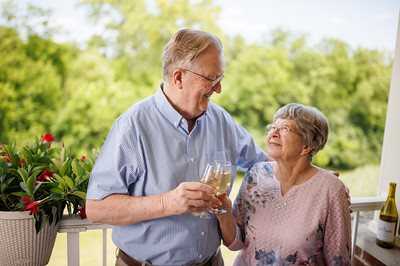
228;161;351;266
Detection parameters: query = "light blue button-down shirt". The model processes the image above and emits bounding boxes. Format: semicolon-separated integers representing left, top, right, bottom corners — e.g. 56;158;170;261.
87;87;266;266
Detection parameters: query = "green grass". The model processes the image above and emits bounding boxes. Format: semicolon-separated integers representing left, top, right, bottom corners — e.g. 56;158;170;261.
48;164;379;266
340;164;379;197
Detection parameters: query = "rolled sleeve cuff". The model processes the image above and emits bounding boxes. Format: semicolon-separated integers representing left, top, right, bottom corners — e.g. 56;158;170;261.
226;224;245;251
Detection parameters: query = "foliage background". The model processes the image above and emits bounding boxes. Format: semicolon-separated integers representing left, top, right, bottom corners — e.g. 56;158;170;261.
0;0;392;265
0;0;391;170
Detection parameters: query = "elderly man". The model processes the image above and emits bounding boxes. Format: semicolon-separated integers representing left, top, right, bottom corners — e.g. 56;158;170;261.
86;29;266;266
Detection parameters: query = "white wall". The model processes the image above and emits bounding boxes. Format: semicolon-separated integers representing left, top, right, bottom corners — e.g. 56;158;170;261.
379;11;400;211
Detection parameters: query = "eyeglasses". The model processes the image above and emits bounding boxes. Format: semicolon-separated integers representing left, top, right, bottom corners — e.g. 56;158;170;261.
181;68;224;88
266;124;300;136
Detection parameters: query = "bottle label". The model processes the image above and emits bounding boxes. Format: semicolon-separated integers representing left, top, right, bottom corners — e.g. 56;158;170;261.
376;220;396;242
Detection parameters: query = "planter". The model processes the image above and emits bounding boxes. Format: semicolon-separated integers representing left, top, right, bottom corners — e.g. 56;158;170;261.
0;211;58;266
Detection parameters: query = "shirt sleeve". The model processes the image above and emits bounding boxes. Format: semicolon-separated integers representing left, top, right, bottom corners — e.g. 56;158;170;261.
323;183;352;265
233;121;267;170
86;116;143;200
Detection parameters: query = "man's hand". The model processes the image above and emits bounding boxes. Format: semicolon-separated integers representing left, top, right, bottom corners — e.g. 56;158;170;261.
161;182;220;215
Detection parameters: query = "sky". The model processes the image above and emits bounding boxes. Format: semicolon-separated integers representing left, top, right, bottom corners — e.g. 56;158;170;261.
7;0;400;52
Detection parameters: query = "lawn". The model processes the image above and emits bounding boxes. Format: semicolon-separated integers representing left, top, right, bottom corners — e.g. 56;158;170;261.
48;164;380;266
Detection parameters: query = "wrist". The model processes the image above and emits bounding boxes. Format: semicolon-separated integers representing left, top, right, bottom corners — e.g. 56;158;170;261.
160;192;172;216
160;191;179;216
216;211;234;221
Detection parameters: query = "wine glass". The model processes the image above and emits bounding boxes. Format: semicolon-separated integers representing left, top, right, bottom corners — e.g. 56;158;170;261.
201;161;232;214
192;163;215;219
210;161;232;214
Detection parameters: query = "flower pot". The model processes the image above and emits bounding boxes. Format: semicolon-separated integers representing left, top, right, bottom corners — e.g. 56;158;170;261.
0;211;58;266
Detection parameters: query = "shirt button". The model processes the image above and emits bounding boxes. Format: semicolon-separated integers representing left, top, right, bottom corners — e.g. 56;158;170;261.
201;231;205;236
198;254;203;258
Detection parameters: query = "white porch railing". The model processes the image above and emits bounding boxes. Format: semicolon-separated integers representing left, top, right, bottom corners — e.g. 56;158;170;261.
57;196;385;266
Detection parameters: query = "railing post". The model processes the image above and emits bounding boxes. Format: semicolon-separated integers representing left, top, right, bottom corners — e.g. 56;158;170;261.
351;211;360;257
67;231;80;266
103;228;108;266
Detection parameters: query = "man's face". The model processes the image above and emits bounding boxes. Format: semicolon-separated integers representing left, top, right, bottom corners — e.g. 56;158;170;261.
181;46;224;119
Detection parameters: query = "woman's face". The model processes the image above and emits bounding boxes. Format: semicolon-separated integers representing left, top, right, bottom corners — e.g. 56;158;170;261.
265;118;308;161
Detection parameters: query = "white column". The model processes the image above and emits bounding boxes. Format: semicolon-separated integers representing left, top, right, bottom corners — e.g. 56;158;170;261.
102;228;107;266
379;12;400;210
67;231;80;266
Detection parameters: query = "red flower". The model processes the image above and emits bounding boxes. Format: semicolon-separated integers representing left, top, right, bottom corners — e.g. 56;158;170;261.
21;195;33;206
41;133;55;143
80;155;87;161
26;201;40;215
37;169;53;182
78;206;86;219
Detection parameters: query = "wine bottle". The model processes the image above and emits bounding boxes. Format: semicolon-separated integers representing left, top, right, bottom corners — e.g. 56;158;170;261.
376;182;398;249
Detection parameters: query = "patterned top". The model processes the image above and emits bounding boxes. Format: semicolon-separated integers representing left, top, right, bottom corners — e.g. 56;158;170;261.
229;161;351;266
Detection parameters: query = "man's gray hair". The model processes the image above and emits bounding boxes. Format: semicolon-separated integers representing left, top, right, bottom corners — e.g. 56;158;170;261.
273;103;329;158
162;29;223;83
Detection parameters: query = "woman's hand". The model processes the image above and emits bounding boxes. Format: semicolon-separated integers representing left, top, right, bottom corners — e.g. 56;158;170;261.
215;193;233;217
214;193;237;246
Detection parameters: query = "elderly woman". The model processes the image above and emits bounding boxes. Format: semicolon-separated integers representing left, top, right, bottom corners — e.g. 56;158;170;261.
217;103;351;265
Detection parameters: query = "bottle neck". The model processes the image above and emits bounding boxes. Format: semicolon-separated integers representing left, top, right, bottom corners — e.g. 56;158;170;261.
388;184;396;198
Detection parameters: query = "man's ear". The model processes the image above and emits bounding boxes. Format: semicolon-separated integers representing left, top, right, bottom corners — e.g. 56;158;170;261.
300;145;313;156
172;69;183;89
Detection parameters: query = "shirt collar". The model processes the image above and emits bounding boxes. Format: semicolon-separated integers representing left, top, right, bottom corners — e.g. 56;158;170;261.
155;84;184;128
154;84;208;129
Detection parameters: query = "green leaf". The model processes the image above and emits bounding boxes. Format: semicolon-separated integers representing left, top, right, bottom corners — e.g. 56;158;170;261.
50;187;64;194
63;175;74;190
17;168;29;183
33;182;43;194
71;191;86;200
11;191;26;197
72;160;85;180
20;182;31;196
5;176;15;186
26;175;36;195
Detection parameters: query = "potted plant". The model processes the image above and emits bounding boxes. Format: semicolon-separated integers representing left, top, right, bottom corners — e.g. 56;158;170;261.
0;134;91;266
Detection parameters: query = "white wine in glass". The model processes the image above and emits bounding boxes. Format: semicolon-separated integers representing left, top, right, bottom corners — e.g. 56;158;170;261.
192;163;215;219
201;161;232;214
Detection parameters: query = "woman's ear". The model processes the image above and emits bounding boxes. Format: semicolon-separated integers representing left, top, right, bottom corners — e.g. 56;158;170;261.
300;145;313;156
172;69;183;89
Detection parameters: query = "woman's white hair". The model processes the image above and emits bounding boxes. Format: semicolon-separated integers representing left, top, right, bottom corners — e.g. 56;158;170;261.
273;103;329;158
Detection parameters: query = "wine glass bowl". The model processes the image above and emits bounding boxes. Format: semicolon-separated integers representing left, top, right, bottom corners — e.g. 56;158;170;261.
200;161;232;214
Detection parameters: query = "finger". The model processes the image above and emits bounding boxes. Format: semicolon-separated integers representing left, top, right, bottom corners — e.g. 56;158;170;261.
187;199;209;208
184;190;214;201
216;192;227;200
181;182;216;194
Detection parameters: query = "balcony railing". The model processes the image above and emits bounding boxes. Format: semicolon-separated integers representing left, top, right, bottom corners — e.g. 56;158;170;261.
58;196;385;266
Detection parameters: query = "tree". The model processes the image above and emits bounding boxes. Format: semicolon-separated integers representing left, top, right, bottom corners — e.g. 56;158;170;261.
0;27;71;145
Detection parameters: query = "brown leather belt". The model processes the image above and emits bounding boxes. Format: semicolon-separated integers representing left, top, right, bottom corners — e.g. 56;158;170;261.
116;249;219;266
117;249;150;266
